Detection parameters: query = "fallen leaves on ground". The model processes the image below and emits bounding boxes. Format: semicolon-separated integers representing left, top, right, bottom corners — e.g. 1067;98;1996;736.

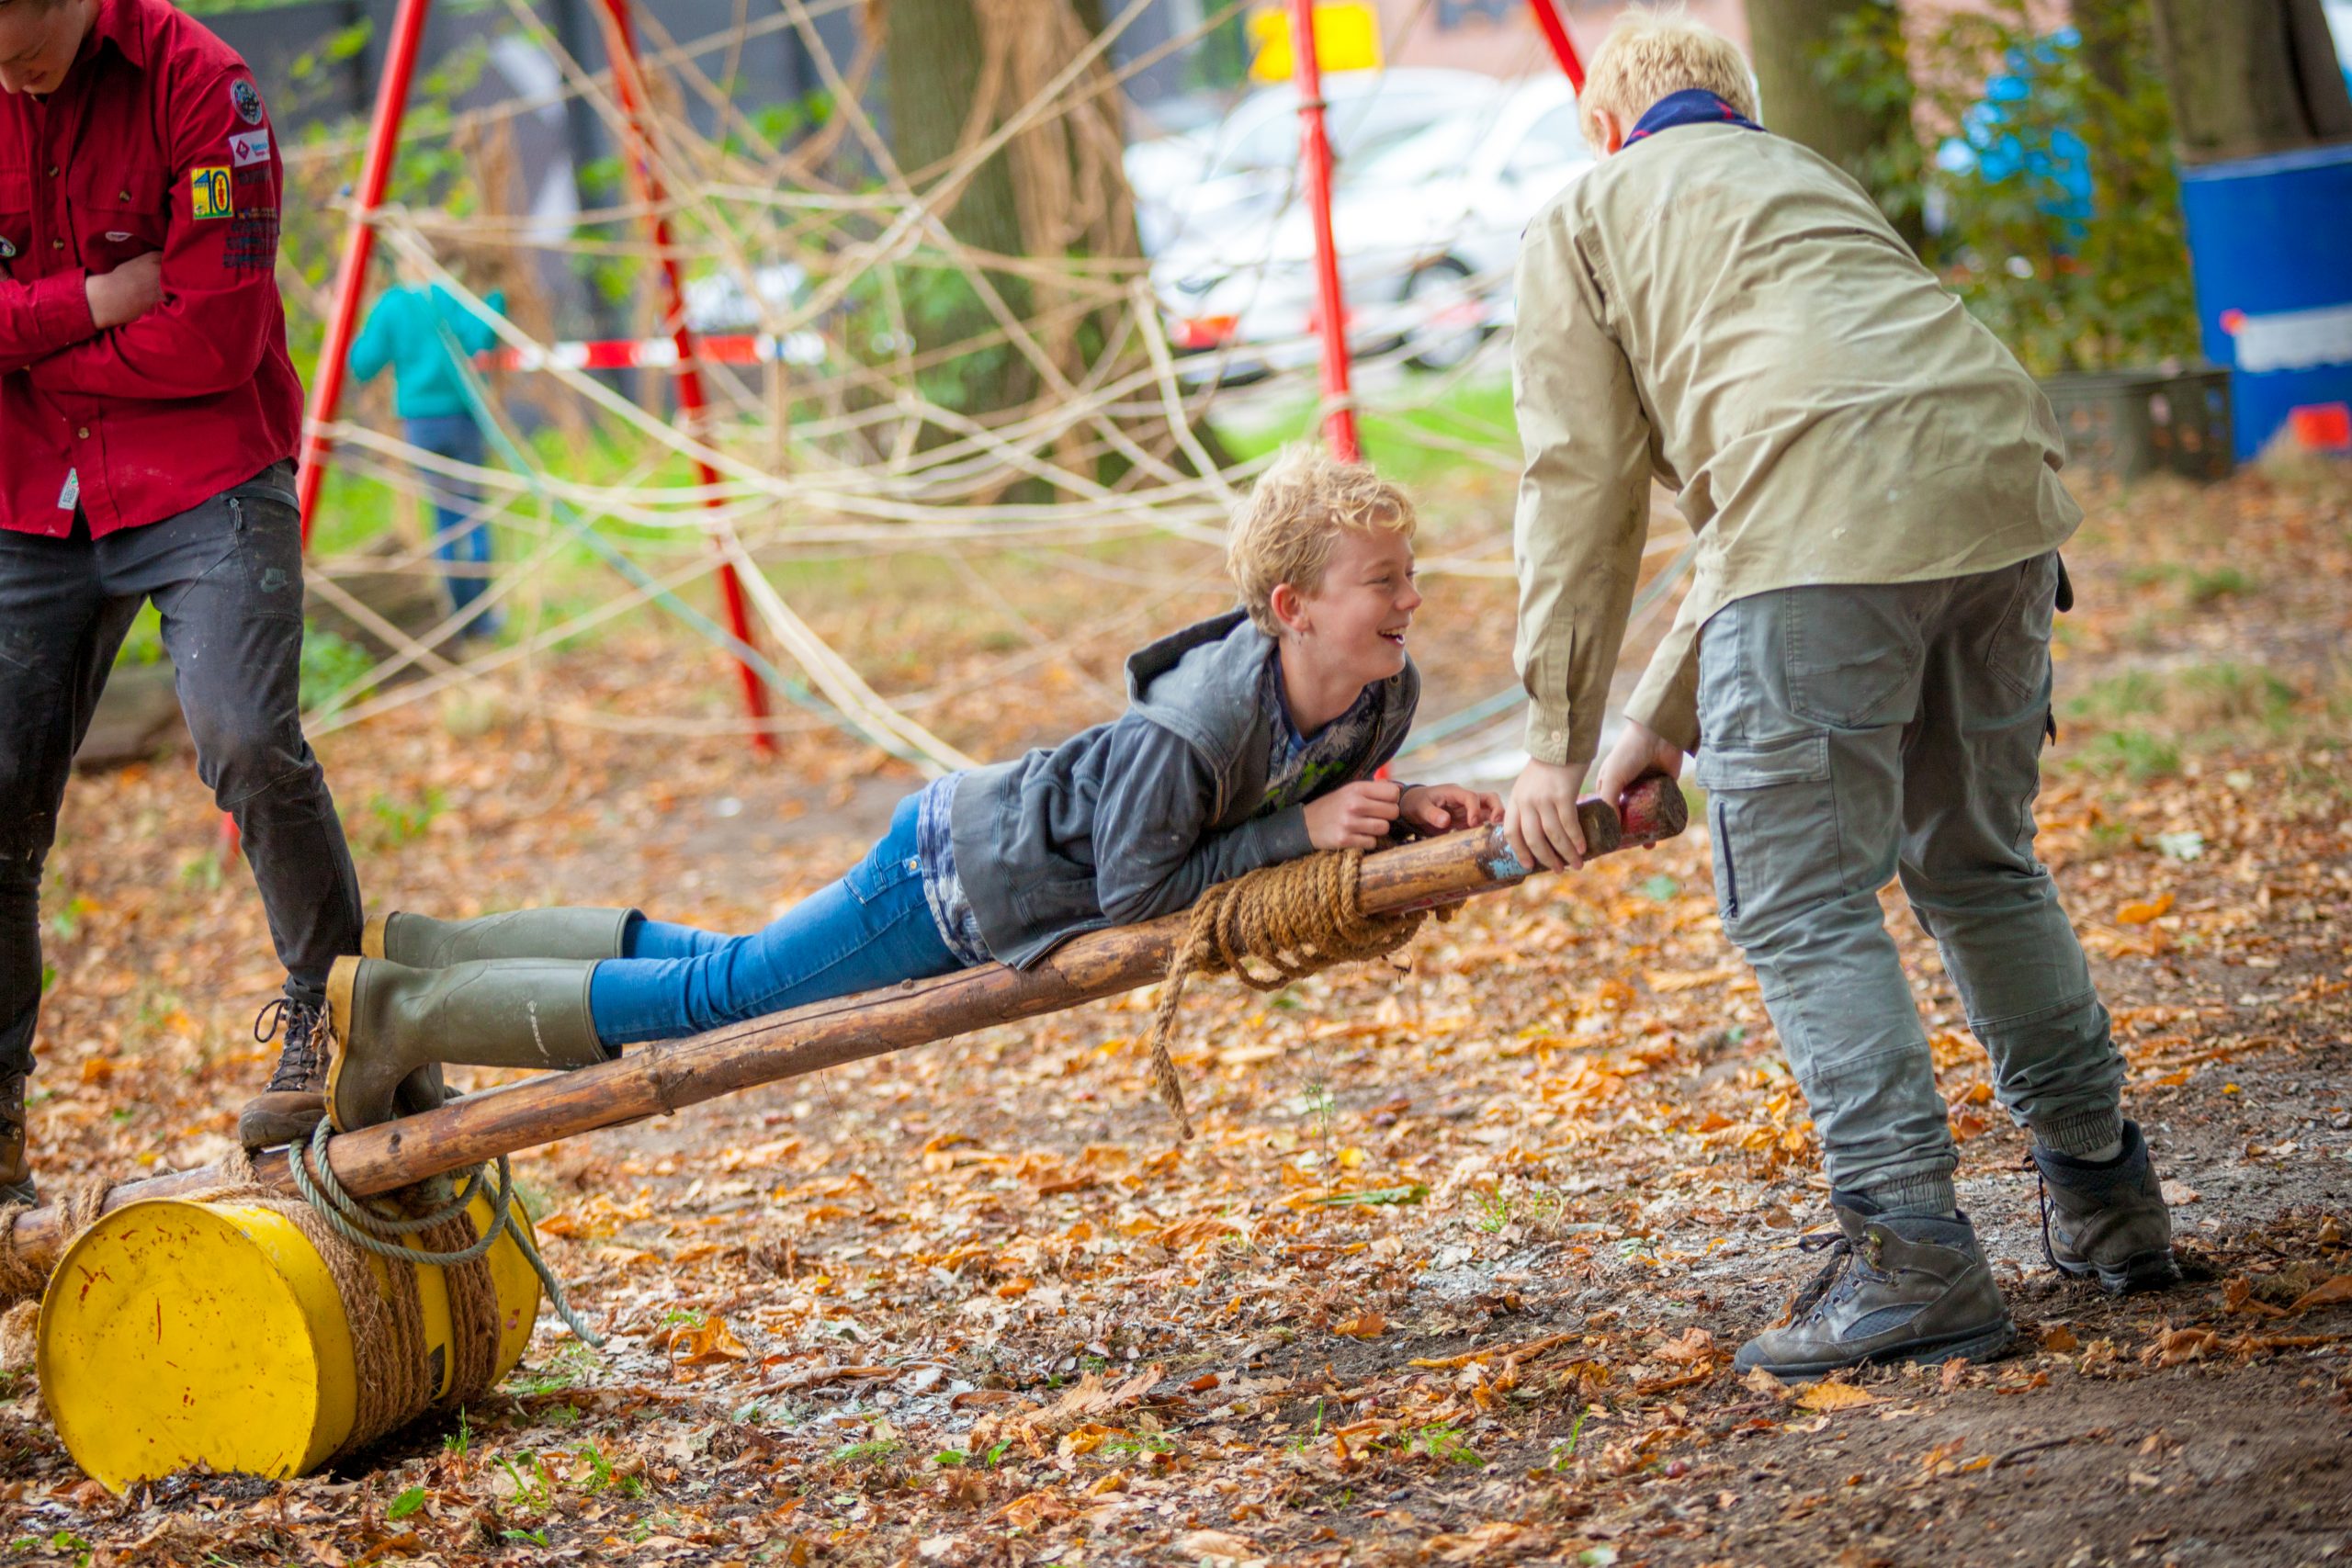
5;467;2349;1564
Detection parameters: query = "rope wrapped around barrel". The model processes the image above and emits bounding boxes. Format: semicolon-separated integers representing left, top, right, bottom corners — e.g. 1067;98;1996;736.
0;1129;601;1457
289;1117;605;1348
1141;846;1454;1140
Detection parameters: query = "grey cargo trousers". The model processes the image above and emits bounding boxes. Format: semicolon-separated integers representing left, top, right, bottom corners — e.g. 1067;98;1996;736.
1692;551;2125;1215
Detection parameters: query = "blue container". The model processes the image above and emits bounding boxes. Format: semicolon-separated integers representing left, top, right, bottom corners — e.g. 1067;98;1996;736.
2177;143;2352;460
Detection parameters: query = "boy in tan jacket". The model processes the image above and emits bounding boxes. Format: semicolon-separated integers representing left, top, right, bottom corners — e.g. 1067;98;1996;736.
1501;9;2177;1378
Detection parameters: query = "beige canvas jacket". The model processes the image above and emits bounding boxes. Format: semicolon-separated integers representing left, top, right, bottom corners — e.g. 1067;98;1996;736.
1510;123;2082;767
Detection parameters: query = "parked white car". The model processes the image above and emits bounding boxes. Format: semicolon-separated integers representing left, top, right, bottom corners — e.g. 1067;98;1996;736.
1155;76;1590;379
1125;68;1491;258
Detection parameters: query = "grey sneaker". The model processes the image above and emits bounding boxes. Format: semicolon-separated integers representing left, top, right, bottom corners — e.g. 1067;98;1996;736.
2031;1120;2178;1293
1733;1197;2016;1379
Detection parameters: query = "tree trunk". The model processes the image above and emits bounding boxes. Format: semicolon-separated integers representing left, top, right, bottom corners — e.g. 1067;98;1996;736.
1747;0;1925;250
882;0;1039;434
2145;0;2352;164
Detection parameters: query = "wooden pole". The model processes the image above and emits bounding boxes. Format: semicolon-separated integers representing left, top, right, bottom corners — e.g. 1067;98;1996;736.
7;781;1687;1273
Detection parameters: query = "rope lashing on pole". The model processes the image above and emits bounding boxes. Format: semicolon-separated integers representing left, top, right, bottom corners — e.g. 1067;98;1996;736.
289;1118;605;1347
1141;845;1456;1141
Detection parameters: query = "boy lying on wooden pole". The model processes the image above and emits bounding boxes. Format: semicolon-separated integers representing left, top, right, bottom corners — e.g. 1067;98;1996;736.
1501;8;2177;1382
305;446;1503;1136
0;783;1688;1280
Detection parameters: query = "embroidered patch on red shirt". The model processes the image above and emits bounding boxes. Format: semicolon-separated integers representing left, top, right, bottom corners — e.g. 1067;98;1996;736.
223;207;278;271
191;165;233;220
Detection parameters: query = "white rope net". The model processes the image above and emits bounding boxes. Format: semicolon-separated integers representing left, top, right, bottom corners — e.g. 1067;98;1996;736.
278;0;1682;777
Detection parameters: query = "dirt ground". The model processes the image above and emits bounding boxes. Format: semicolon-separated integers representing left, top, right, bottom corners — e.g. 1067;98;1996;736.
1;458;2346;1567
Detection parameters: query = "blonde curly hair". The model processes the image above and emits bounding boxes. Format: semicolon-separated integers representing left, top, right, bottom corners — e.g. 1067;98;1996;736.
1578;6;1760;152
1227;446;1418;636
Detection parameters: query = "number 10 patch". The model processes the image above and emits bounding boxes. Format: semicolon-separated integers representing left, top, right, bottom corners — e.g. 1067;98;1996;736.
191;166;232;220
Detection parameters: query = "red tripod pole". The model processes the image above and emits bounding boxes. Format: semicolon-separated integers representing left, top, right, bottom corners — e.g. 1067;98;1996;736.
594;0;775;753
1287;0;1360;463
1524;0;1586;90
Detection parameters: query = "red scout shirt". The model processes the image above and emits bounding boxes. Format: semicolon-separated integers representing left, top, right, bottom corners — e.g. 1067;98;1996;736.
0;0;302;538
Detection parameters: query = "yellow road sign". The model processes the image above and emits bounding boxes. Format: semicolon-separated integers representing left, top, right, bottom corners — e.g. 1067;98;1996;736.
1249;2;1384;83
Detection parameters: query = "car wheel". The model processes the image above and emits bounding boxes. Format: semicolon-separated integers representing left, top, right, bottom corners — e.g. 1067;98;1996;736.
1400;255;1490;373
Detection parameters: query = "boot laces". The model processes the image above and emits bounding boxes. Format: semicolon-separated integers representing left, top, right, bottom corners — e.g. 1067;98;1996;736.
255;998;330;1092
1783;1225;1897;1325
2024;1149;2064;1272
1785;1230;1855;1324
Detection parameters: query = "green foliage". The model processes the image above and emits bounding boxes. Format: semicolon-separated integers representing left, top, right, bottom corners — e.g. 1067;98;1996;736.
116;604;166;669
387;1485;427;1520
508;1341;600;1398
1310;1182;1429;1207
1408;1423;1484;1466
828;1437;904;1466
360;787;447;852
1817;0;2198;375
300;625;379;712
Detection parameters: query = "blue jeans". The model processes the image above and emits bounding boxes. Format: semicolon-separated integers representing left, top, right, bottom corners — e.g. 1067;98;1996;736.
588;795;963;1045
401;415;497;628
1693;554;2124;1216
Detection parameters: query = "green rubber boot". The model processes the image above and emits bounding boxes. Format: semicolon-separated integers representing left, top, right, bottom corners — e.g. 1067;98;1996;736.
324;956;612;1133
363;908;639;967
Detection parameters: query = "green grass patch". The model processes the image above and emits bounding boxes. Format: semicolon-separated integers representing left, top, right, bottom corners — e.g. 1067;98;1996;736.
1210;375;1518;496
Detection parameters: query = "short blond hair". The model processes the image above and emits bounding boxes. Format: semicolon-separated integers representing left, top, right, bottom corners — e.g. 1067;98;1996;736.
1578;6;1759;152
1227;446;1417;635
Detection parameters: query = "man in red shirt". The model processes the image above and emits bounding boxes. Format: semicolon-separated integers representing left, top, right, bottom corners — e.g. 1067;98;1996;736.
0;0;368;1184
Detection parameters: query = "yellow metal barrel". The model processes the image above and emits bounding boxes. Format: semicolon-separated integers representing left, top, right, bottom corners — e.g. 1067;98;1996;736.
37;1193;541;1493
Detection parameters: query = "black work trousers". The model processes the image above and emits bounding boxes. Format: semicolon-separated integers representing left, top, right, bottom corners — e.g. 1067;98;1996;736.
0;462;363;1076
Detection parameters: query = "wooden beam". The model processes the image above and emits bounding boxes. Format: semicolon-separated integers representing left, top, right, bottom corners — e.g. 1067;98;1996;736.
6;780;1687;1272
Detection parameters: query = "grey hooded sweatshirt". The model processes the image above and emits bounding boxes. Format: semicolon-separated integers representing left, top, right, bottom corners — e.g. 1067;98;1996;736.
950;610;1420;969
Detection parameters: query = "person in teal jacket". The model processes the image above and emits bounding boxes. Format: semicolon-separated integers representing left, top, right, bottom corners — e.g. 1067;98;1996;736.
348;257;507;633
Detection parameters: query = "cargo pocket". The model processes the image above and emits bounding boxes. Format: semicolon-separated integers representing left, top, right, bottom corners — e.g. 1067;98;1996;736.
1694;730;1838;941
222;491;306;624
1986;553;2058;704
1783;589;1923;730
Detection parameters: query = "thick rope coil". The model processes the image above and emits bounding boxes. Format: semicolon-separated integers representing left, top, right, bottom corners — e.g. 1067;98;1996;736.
1140;848;1449;1140
0;1179;110;1303
290;1118;605;1348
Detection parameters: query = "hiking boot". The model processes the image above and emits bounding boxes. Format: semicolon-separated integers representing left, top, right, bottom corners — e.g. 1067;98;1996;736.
238;997;331;1149
365;908;639;967
1733;1197;2015;1379
243;996;450;1147
2032;1120;2178;1293
0;1070;34;1206
324;955;611;1133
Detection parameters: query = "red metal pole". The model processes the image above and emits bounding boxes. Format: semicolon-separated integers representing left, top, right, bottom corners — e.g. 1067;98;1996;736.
594;0;775;754
295;0;435;545
1524;0;1586;90
1287;0;1360;463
